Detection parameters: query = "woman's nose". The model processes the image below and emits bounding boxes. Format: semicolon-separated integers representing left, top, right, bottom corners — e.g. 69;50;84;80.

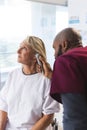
17;48;21;53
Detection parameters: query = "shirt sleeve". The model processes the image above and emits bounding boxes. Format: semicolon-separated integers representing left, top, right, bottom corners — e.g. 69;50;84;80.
42;78;60;115
0;73;11;112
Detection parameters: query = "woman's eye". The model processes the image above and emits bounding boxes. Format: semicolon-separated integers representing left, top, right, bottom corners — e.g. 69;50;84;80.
23;47;27;50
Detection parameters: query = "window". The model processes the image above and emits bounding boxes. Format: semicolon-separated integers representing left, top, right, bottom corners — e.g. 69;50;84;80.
0;0;68;88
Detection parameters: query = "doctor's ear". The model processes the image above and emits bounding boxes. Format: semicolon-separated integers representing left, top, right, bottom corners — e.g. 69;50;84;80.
62;41;68;52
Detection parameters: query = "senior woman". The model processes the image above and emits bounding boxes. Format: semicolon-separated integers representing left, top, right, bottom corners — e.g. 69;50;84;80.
0;36;59;130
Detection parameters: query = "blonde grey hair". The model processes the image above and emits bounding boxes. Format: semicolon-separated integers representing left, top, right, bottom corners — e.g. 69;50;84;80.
23;36;46;60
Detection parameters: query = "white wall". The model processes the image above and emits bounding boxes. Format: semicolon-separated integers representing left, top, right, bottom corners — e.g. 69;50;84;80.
68;0;87;46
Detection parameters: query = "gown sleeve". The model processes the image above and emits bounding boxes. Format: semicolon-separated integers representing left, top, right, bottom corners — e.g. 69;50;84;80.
42;78;60;115
0;72;12;112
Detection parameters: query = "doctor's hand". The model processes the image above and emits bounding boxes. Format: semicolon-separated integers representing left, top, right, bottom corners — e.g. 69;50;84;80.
38;56;53;79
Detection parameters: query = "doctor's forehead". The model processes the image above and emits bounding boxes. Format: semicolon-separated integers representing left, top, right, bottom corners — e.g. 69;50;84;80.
53;41;59;48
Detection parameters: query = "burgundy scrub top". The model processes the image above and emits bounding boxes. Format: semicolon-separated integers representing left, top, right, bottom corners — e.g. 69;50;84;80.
50;46;87;103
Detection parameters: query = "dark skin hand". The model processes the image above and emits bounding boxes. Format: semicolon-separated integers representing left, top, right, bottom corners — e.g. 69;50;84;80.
36;56;53;79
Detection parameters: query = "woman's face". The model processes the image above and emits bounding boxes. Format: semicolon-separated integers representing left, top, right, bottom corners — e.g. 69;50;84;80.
17;42;35;65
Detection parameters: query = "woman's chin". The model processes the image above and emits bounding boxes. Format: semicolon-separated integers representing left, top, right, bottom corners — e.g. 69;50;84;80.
17;59;21;63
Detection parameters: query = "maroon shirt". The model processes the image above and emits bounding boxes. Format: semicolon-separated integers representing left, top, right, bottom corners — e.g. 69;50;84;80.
50;46;87;103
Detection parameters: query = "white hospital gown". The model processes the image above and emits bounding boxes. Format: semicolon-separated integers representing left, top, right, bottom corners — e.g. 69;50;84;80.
0;68;59;130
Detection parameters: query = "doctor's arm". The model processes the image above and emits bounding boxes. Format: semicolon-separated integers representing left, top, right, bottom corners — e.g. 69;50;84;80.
31;113;54;130
0;110;7;130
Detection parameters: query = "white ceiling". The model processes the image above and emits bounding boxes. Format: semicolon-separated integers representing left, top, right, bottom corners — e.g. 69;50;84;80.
27;0;68;6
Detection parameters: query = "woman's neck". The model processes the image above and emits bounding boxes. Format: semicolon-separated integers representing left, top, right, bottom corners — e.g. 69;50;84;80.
22;65;37;75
